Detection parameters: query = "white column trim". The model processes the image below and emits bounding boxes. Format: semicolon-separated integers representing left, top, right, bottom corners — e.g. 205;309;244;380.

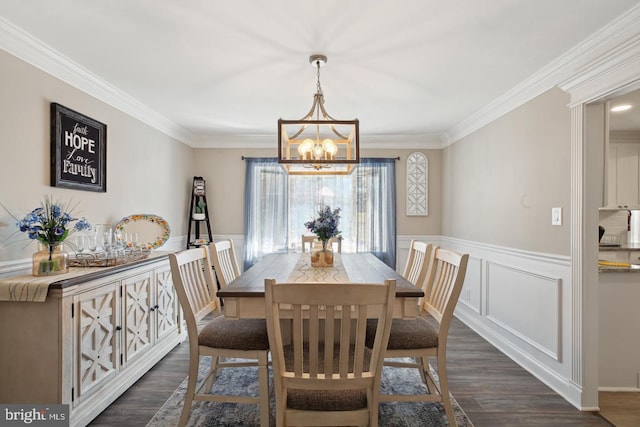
570;105;584;390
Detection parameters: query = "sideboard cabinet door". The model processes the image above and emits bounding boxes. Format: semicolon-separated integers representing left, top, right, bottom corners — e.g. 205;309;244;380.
122;271;153;365
73;282;120;404
154;266;179;341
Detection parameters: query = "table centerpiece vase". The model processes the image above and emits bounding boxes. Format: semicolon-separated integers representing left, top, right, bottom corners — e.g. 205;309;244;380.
32;242;69;276
310;239;334;267
305;205;341;269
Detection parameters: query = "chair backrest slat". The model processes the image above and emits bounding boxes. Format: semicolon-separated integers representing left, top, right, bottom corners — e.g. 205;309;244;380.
290;303;302;376
339;306;351;377
308;305;319;377
354;305;367;377
324;305;335;376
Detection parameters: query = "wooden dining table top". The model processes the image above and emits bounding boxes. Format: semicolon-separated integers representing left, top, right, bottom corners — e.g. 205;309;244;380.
217;252;423;298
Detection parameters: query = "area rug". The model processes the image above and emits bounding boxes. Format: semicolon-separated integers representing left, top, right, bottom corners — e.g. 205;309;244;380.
146;358;474;427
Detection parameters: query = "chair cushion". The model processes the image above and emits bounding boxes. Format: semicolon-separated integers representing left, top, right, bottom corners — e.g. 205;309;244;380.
365;317;438;350
198;317;269;351
287;388;368;411
282;344;370;411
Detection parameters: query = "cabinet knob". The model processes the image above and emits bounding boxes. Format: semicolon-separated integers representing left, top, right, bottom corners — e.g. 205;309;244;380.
116;326;122;331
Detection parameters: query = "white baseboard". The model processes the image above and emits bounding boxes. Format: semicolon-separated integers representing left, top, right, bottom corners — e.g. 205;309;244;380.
599;387;640;392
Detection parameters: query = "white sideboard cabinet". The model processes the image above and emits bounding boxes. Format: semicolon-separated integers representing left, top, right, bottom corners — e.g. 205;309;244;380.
0;254;185;427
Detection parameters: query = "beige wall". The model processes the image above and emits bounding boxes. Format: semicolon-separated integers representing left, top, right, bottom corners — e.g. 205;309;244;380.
0;44;570;263
0;50;194;262
0;42;440;264
442;87;571;255
193;147;442;237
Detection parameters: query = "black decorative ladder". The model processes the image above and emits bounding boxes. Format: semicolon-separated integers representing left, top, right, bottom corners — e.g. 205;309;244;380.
186;176;213;248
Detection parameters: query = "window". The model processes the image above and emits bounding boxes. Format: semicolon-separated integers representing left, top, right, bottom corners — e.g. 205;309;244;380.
243;158;396;269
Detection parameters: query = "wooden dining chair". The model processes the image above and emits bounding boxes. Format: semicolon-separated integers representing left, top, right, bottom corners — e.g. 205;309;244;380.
209;239;241;286
403;240;432;289
366;247;469;427
328;236;342;253
265;279;397;427
169;248;271;427
300;235;316;253
301;235;342;253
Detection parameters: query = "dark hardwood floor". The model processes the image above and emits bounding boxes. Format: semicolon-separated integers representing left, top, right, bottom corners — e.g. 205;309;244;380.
89;316;613;427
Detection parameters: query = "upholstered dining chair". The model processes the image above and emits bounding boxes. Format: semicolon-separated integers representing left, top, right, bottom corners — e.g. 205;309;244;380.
209;239;241;286
169;248;271;427
366;247;469;427
265;279;397;427
301;235;342;253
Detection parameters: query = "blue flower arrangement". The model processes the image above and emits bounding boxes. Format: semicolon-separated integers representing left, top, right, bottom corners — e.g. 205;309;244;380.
304;205;341;248
16;196;91;245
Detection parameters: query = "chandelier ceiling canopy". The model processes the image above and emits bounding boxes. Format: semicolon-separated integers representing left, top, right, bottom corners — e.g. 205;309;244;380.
278;54;360;175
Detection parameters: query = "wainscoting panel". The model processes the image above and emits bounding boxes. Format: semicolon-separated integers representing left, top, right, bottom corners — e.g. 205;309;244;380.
486;261;561;360
459;255;482;315
442;237;576;408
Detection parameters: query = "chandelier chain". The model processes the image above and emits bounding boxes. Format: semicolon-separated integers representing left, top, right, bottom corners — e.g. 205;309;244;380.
316;61;323;96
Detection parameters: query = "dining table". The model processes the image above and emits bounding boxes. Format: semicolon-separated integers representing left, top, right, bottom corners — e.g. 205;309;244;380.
217;252;424;319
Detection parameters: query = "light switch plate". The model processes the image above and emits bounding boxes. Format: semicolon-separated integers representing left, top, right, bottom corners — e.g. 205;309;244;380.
552;207;562;226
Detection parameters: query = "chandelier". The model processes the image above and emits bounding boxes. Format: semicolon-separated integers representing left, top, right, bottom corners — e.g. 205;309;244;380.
278;54;359;175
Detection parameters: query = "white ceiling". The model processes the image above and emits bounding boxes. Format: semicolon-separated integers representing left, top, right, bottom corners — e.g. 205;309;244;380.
0;0;639;147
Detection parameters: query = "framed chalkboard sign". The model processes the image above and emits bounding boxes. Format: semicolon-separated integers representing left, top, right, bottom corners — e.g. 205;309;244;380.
50;103;107;192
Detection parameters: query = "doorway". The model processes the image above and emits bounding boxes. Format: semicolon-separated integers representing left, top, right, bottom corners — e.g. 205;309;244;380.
592;87;640;425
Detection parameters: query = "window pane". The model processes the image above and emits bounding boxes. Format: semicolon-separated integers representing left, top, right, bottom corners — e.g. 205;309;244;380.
288;175;355;252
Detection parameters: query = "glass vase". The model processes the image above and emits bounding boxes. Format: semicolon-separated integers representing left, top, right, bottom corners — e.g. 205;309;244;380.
310;240;334;267
32;242;69;276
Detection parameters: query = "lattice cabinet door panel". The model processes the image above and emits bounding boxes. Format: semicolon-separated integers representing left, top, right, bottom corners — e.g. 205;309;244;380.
154;267;178;341
122;272;153;365
73;282;119;403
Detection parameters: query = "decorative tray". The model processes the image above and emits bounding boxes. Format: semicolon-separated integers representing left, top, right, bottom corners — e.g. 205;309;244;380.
69;250;151;268
114;214;170;249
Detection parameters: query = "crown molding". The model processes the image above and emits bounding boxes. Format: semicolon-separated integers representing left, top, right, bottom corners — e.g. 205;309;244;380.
441;3;640;147
0;16;195;145
558;4;640;105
